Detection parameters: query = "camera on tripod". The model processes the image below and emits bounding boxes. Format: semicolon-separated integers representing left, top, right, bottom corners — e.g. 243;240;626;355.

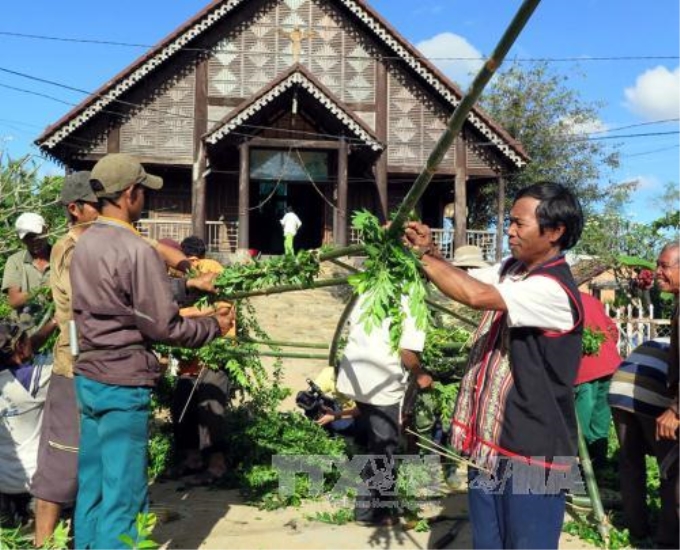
295;378;341;420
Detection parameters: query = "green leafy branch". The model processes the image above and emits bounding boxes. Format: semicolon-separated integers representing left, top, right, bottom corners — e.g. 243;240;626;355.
347;210;430;352
582;327;606;356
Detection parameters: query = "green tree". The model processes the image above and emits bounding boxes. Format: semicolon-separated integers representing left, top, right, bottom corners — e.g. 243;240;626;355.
472;61;620;225
651;181;680;239
0;152;65;274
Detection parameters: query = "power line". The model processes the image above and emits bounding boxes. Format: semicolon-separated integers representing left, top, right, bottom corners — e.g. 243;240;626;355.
621;144;680;158
2;74;678;150
587;118;680;136
0;30;676;63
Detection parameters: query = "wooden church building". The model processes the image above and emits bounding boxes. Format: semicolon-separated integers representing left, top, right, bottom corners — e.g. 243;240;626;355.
36;0;528;257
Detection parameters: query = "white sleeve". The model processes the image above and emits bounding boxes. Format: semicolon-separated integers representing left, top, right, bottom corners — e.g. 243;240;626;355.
495;275;575;331
467;264;502;285
399;296;426;352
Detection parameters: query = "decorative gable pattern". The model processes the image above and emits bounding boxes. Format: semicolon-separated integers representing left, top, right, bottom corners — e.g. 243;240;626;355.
204;68;382;151
37;0;526;169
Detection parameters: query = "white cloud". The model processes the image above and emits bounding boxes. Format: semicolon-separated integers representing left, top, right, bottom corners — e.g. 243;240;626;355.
415;32;484;89
624;66;680;120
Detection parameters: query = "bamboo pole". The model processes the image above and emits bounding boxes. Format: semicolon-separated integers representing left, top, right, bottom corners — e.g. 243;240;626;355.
329;294;360;365
217;276;349;300
225;348;329;360
242;338;328;350
317;244;365;262
577;418;611;547
389;0;543;234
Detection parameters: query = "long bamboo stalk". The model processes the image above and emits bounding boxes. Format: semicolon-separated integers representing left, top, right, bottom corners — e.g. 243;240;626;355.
577;418;610;547
226;348;329;360
217;276;349;300
389;0;543;233
317;244;365;262
328;293;360;365
242;338;328;350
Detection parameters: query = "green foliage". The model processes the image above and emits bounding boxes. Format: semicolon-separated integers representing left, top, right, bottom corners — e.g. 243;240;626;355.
0;153;66;274
148;427;173;481
480;61;619;223
306;508;354;525
211;250;320;297
582;327;606;356
348;210;429;352
421;325;471;380
563;520;630;549
0;520;70;549
118;512;159;549
222;406;347;509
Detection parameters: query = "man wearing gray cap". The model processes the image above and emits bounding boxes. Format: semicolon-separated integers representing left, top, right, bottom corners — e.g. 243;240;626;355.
69;154;234;549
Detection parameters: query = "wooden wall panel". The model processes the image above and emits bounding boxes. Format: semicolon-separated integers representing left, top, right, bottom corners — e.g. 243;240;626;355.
387;69;456;172
119;70;196;160
206;0;377;109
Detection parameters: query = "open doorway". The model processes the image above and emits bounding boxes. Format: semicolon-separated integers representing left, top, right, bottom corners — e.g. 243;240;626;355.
248;148;329;255
249;181;325;255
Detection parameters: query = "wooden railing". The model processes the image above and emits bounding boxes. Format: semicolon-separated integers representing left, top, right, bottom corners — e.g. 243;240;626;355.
136;219;238;253
138;219;496;261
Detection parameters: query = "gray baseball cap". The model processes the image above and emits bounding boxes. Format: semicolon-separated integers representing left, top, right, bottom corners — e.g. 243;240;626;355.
90;153;163;197
60;171;98;205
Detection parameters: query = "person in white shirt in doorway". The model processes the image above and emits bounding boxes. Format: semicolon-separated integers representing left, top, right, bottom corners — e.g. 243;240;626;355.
280;206;302;256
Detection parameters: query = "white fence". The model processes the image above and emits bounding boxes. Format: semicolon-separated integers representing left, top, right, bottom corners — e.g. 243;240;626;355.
605;304;672;356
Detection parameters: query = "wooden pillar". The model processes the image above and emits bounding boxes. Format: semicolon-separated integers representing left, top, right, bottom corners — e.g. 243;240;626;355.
496;175;506;262
237;142;250;250
375;62;388;220
191;58;208;240
454;134;468;250
335;138;348;246
191;143;207;240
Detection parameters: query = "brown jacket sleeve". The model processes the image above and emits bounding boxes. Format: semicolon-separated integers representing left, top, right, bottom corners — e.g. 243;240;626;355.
130;244;220;348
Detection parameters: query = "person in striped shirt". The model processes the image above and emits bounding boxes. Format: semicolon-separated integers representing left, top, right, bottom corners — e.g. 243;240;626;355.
608;338;678;546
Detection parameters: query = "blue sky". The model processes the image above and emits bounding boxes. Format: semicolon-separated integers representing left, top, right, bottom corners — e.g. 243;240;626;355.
0;0;678;223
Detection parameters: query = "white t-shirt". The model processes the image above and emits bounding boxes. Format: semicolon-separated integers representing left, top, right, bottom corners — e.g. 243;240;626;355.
336;296;426;406
468;259;574;331
0;353;52;494
280;212;302;236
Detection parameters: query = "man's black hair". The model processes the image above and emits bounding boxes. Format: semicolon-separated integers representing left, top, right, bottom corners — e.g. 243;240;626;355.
181;235;207;259
514;182;584;250
90;179;126;212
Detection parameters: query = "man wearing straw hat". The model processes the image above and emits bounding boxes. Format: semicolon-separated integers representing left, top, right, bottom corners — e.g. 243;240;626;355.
451;245;490;270
404;182;584;549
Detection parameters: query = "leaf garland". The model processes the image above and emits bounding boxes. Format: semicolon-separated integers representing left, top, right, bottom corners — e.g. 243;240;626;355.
346;210;430;351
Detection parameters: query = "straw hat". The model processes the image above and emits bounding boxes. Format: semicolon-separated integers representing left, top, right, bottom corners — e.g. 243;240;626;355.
451;245;489;268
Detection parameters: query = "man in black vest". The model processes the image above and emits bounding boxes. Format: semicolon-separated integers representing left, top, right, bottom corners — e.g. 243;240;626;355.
404;182;584;549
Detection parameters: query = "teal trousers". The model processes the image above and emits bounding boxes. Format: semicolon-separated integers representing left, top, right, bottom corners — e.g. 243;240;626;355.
74;376;150;549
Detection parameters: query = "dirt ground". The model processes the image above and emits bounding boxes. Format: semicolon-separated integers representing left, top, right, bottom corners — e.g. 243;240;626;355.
149;481;594;549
